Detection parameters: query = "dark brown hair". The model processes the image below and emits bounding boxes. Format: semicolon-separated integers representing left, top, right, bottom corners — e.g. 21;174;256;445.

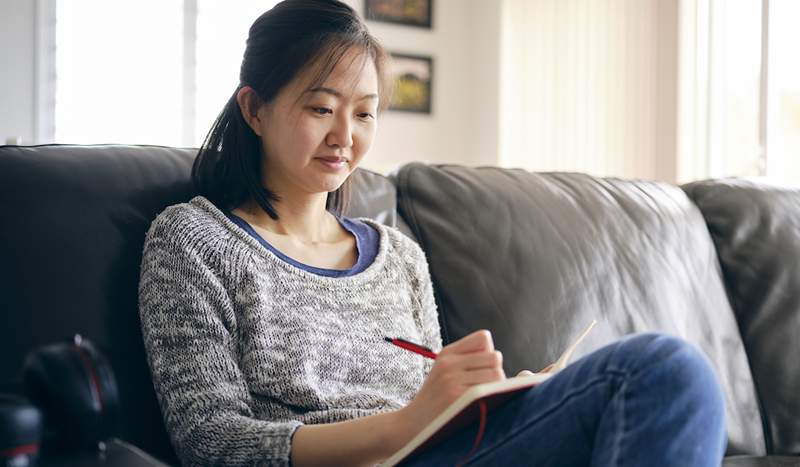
192;0;390;219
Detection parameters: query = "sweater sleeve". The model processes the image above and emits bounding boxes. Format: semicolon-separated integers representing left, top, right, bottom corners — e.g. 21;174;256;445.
404;237;443;355
138;213;303;467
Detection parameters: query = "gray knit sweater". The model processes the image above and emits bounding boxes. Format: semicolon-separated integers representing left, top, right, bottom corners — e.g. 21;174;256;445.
138;196;442;466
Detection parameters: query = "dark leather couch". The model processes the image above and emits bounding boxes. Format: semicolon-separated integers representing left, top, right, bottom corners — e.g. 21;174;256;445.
1;144;798;466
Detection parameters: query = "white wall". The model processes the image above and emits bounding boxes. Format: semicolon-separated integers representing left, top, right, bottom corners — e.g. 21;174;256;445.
0;0;36;145
467;0;502;170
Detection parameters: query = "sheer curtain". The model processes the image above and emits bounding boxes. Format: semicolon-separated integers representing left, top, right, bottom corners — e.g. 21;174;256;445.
497;0;799;184
498;0;678;182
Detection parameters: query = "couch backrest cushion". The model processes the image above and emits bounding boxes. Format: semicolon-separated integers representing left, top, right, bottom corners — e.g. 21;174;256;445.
395;163;765;455
0;144;399;463
683;179;800;455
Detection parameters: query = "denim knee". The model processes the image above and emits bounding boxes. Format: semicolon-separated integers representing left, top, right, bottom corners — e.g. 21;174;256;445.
618;333;725;420
618;333;709;376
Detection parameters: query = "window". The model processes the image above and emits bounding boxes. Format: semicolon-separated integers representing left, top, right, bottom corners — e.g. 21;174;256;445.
691;0;800;184
706;0;763;178
48;0;278;147
765;0;800;181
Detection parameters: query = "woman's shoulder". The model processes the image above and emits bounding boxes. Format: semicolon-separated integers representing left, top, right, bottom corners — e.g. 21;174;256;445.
141;196;252;290
145;196;233;249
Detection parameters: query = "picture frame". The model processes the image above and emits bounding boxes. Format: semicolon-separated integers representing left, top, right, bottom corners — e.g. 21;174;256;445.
364;0;433;29
388;53;433;114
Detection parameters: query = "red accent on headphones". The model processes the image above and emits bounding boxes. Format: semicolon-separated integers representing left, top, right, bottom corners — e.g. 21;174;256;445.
0;442;39;457
72;337;105;412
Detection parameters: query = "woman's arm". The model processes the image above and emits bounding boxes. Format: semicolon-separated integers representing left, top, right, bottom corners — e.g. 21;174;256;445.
290;408;416;467
140;214;305;466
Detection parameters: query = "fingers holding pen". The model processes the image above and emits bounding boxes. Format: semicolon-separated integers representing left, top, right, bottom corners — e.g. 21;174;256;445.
443;329;495;353
436;330;506;383
400;329;505;437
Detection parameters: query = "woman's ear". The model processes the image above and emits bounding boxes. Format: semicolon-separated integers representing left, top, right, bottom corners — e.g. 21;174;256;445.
236;86;265;136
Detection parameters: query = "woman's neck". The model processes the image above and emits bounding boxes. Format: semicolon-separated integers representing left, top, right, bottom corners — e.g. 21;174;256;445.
234;194;341;245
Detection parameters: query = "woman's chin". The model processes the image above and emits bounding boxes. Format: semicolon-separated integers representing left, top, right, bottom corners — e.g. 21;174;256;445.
300;162;355;194
316;174;349;193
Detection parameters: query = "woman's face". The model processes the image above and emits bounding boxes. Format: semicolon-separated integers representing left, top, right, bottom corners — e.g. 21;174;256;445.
254;48;380;198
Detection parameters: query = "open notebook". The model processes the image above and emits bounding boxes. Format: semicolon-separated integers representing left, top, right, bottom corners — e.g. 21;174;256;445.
380;320;597;467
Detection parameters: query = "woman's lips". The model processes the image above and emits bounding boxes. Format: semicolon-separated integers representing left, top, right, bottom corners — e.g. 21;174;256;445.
316;156;349;170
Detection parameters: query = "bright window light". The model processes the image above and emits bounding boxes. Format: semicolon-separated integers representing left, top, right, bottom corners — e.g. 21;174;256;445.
55;0;184;146
767;0;800;183
54;1;278;147
707;0;763;178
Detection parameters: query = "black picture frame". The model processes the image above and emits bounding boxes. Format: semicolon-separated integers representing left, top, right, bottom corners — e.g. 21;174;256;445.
364;0;433;29
388;53;433;114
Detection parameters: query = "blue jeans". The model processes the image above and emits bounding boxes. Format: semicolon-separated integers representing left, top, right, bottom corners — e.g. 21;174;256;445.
404;333;727;467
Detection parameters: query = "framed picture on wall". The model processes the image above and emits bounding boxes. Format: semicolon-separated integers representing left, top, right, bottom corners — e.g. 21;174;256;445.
389;53;433;114
364;0;433;29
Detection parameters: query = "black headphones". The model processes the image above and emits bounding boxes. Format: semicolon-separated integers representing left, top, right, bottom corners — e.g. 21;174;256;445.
0;335;120;463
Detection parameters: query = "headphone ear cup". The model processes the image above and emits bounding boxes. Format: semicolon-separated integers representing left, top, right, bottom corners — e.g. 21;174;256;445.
21;336;120;454
22;342;82;453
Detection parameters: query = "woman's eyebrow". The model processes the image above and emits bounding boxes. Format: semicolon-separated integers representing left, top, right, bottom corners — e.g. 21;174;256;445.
305;86;378;101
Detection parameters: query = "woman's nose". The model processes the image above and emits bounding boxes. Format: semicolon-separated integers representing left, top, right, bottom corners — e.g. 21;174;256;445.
326;115;353;149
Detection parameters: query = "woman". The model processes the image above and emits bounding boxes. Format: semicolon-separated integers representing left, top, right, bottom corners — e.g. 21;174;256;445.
138;1;727;465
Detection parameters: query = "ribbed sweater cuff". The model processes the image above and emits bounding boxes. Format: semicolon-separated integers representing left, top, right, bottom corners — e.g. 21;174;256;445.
259;420;305;466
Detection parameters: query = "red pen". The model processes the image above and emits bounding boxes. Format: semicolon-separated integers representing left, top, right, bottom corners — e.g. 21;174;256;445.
384;337;438;359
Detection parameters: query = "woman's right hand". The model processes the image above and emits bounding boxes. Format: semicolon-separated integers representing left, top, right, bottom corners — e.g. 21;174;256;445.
396;330;506;441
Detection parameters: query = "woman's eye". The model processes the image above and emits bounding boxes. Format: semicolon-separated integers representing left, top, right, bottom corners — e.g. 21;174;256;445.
358;112;375;120
311;107;333;115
